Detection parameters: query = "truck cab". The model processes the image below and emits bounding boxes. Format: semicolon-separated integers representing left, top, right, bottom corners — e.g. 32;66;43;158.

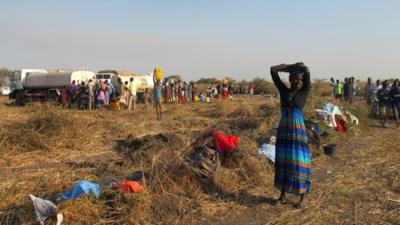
9;69;48;98
96;73;119;88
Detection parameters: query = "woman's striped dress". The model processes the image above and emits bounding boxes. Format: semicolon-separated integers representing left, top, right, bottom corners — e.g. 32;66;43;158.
274;107;311;194
271;66;312;195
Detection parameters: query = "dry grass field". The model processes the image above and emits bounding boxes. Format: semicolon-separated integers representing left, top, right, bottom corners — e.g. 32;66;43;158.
0;90;399;225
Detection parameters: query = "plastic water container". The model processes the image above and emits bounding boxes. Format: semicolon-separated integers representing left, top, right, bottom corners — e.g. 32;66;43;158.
154;67;163;81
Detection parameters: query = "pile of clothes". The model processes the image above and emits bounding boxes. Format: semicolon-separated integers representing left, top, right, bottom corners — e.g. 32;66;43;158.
315;103;359;133
187;131;240;179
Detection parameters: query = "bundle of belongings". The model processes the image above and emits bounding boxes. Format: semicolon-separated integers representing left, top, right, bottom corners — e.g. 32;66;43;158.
187;131;239;180
212;131;239;157
29;194;63;225
188;145;219;180
315;103;359;133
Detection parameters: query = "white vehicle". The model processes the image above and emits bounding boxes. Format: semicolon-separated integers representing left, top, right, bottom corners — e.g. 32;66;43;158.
118;71;154;92
132;74;154;92
25;70;95;88
10;69;48;92
96;70;120;90
9;69;96;105
97;70;154;94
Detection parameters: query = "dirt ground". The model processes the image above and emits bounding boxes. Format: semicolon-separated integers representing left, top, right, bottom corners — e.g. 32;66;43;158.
0;95;399;225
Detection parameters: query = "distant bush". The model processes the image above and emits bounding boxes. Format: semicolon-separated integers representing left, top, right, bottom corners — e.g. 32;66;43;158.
0;68;10;87
196;77;220;84
251;77;278;95
313;79;333;97
165;75;182;81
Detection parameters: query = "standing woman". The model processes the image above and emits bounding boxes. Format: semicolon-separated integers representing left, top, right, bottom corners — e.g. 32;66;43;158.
270;62;311;208
153;79;163;120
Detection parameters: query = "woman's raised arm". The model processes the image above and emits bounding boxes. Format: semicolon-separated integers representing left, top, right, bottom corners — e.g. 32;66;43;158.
270;64;290;91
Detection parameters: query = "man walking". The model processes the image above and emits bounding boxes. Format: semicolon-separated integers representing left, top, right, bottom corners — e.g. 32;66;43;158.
128;77;137;110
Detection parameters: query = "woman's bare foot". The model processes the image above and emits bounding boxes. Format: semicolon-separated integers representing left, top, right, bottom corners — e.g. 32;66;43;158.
293;202;303;209
276;195;287;205
293;194;305;209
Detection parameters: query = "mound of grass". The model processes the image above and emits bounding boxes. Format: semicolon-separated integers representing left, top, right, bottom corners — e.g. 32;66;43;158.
0;104;81;153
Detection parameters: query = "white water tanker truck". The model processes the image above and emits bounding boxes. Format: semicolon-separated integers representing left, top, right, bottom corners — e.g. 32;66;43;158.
9;69;96;105
97;70;154;91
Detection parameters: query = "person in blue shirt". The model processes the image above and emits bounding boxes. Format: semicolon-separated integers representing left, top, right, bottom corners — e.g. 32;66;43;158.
153;79;163;120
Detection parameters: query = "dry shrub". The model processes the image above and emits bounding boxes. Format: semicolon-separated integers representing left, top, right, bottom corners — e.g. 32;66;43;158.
206;101;237;118
0;203;34;225
100;188;151;225
313;80;333;97
229;117;260;132
121;133;185;167
58;196;107;225
217;136;272;189
127;155;201;224
213;167;242;193
252;78;278;95
259;102;279;117
0;104;75;152
229;103;253;117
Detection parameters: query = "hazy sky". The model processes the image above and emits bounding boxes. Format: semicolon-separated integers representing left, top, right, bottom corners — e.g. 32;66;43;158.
1;0;399;81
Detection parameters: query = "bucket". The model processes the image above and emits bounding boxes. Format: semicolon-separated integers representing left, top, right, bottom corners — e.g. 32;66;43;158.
323;144;336;156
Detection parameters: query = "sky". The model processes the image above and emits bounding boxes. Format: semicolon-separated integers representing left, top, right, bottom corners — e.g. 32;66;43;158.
1;0;399;81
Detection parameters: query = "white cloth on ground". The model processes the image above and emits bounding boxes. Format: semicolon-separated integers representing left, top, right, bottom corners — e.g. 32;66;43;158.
29;194;62;225
315;109;337;127
259;143;275;163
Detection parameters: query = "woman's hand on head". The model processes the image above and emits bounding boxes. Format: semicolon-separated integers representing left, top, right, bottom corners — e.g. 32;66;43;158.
295;62;306;68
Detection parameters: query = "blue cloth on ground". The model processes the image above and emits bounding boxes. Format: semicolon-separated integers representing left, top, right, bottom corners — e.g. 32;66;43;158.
59;180;100;200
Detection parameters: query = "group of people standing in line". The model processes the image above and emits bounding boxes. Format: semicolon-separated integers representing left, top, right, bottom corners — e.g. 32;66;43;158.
161;80;255;104
330;77;360;103
364;78;400;128
58;76;257;120
60;77;137;111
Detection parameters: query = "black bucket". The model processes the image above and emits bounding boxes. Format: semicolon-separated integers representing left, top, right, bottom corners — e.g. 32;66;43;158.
323;144;336;156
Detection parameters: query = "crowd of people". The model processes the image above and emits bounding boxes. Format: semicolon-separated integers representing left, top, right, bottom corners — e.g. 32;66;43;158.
364;78;400;128
58;77;257;119
59;79;114;109
330;77;360;103
329;77;400;128
161;80;256;104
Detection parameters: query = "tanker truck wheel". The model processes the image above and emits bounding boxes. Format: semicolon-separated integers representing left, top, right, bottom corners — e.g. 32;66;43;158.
48;92;59;105
15;92;25;106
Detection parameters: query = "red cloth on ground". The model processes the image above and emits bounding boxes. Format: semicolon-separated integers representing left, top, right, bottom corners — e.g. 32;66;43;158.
335;118;346;133
213;131;239;155
111;180;143;193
